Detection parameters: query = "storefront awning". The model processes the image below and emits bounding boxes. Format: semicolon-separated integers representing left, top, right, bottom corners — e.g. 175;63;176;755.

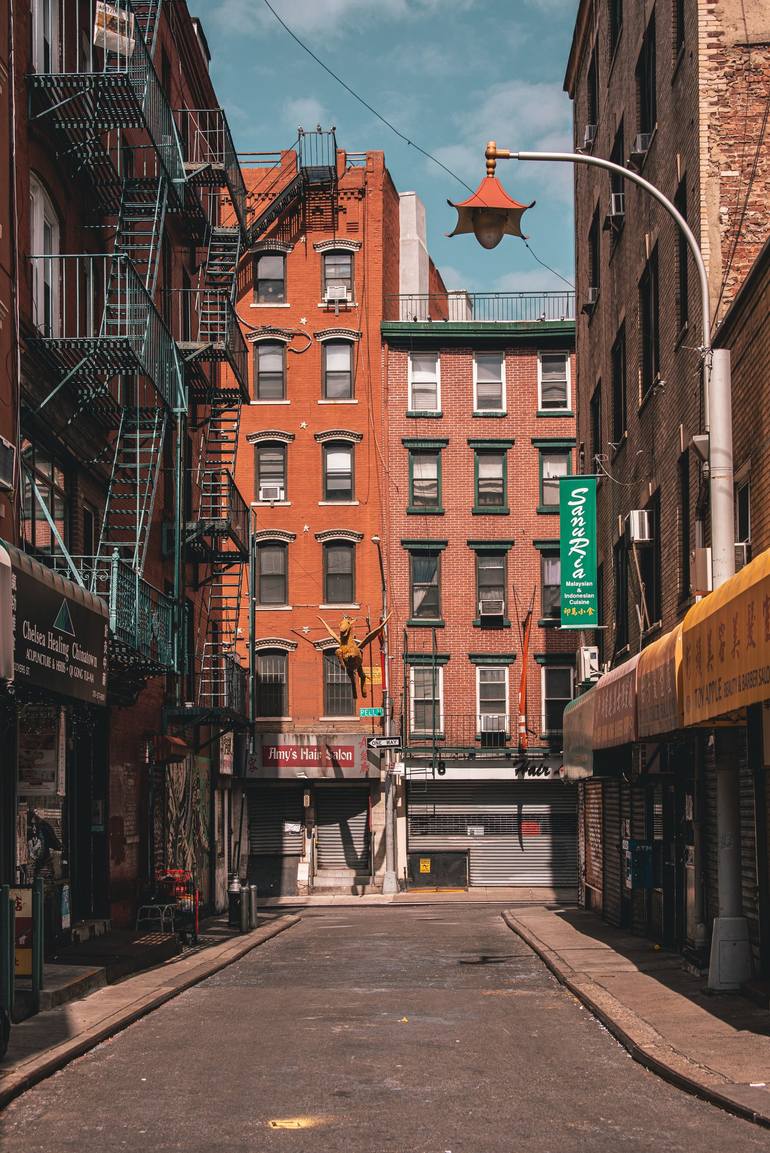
638;623;684;738
0;541;109;706
593;653;641;749
683;547;770;726
562;688;595;779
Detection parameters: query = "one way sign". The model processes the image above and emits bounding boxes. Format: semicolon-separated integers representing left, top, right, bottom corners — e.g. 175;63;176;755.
367;736;402;751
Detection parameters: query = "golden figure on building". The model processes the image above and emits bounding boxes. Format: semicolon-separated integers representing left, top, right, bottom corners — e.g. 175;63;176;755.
318;614;390;700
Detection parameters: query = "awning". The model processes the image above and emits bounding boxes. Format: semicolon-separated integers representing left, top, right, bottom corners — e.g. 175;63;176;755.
593;653;641;749
638;623;684;738
562;688;595;779
683;547;770;726
0;541;109;706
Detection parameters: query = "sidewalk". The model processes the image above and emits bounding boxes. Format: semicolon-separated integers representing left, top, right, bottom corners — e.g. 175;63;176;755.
503;905;770;1128
0;913;300;1109
260;886;576;907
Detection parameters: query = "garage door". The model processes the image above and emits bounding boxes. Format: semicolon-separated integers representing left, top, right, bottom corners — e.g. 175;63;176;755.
316;787;370;870
247;787;304;855
407;781;577;886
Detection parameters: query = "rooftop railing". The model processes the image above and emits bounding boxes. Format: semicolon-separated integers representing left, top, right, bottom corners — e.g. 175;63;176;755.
176;107;247;231
387;290;576;324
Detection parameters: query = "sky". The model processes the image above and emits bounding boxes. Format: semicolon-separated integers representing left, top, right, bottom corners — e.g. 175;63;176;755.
193;0;579;296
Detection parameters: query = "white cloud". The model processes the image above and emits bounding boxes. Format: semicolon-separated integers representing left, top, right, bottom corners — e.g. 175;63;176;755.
284;96;329;132
436;264;472;291
211;0;478;39
495;265;574;294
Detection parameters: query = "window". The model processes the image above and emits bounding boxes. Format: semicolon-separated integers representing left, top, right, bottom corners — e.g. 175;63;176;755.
409;450;441;512
637;11;657;137
674;0;685;57
256;650;288;717
679;451;691;599
639;245;660;399
609;121;625;244
32;0;60;73
473;353;505;413
323;251;353;299
637;493;661;629
477;553;506;618
539;352;570;411
541;552;561;621
30;176;60;337
477;667;508;734
323;341;354;399
475;451;506;511
256;442;286;500
410;550;441;620
675;180;689;333
542;666;573;737
608;0;623;55
324;650;355;716
587;46;599;129
410;666;443;734
539;449;571;509
254;253;285;304
257;542;287;605
614;537;629;650
736;476;751;544
255;342;285;401
596;562;605;664
21;438;68;556
611;324;627;442
408;352;440;413
590;382;602;468
323;541;355;604
323;442;354;501
588;206;601;295
82;503;97;557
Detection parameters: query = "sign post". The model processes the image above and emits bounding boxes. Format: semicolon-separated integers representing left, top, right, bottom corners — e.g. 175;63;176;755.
559;476;599;629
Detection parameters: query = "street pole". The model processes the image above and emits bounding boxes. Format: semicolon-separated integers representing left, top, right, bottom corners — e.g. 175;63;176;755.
486;144;745;987
373;536;398;894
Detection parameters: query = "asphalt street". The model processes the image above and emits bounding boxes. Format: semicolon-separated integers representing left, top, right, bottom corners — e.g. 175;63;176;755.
2;904;770;1152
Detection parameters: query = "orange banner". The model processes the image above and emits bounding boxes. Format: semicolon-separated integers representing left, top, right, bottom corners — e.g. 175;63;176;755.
638;624;683;738
593;653;640;749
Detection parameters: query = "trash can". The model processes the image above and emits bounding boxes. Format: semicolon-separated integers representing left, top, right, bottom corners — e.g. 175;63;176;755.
227;877;242;929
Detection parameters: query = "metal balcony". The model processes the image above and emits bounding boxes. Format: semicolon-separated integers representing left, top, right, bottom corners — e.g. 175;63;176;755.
401;712;516;757
186;471;250;562
28;1;186;194
27;255;184;413
166;288;249;400
386;291;576;324
176;108;247;234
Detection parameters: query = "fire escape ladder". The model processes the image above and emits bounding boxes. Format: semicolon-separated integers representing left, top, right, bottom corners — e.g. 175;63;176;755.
114;175;168;297
198;565;244;709
131;0;164;59
95;404;168;576
204;228;242;300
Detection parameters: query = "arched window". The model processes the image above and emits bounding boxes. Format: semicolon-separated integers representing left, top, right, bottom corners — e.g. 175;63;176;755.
255;442;287;501
323;540;355;605
322;342;353;399
256;540;288;605
254;341;286;401
29;175;61;337
322;250;353;299
322;440;354;501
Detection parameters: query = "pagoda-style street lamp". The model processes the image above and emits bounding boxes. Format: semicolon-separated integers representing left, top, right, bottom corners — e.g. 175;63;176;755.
447;146;534;249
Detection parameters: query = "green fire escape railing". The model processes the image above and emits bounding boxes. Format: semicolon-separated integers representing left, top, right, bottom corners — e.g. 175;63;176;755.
176;107;247;234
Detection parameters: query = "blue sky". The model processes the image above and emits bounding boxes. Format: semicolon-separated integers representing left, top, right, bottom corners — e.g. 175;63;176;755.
194;0;579;295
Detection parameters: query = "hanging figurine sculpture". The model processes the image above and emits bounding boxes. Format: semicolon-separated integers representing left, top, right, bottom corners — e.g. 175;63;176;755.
318;614;391;700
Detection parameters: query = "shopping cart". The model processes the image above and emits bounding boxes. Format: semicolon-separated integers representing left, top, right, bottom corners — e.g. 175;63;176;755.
157;870;199;945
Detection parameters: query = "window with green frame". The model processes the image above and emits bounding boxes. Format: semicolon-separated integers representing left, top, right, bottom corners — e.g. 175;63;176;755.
535;443;573;512
470;440;512;515
405;440;447;514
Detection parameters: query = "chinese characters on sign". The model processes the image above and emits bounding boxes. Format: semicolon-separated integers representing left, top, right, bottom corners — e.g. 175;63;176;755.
559;476;599;629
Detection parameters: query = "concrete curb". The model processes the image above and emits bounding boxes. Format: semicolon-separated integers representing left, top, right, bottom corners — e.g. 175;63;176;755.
502;910;770;1131
0;914;300;1111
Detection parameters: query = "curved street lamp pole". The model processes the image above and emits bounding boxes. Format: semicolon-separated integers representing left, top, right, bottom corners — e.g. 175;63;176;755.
466;143;744;989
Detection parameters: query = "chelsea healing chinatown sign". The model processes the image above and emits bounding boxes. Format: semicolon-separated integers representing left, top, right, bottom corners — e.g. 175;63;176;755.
559;477;599;629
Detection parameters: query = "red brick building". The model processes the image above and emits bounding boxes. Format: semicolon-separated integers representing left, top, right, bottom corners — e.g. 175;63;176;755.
382;294;579;891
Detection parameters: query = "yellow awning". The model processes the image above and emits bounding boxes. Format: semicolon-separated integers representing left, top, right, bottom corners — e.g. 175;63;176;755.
683;547;770;726
594;653;640;749
563;687;596;779
638;623;683;738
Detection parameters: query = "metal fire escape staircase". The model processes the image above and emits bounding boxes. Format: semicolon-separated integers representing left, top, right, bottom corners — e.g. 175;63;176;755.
246;127;338;246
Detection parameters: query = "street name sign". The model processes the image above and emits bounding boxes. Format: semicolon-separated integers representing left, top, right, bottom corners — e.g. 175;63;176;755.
360;706;384;717
367;736;401;751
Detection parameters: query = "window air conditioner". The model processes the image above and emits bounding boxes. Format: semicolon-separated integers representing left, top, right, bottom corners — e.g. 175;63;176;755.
576;644;600;684
479;598;505;617
735;541;752;571
583;123;597;148
607;192;625;221
0;435;15;492
630;133;652;165
259;484;284;502
625;509;653;545
581;286;599;315
325;283;350;303
480;713;507;734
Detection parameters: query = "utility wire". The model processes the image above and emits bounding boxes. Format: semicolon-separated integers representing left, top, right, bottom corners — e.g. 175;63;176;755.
260;0;575;289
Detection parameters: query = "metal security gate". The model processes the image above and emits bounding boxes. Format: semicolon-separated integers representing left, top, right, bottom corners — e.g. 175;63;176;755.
315;787;370;870
247;788;304;855
407;781;578;887
583;780;603;910
603;779;622;926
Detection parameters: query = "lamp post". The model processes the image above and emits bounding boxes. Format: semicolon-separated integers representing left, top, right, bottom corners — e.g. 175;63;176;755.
450;143;747;989
372;534;398;895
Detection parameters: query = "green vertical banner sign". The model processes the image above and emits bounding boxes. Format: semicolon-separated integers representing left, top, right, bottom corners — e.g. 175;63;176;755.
559;476;599;629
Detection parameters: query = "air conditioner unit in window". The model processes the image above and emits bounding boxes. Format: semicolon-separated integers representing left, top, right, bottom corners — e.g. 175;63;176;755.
325;283;350;303
479;713;507;734
603;192;625;230
581;286;599;315
583;123;597;148
625;509;653;545
735;541;752;571
0;435;15;492
577;645;600;684
259;484;284;502
629;132;653;166
479;598;505;617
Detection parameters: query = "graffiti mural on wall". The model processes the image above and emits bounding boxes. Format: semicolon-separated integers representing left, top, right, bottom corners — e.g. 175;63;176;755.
166;755;211;904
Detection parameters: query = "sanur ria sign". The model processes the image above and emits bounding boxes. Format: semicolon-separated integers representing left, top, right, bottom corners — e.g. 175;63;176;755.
559;477;599;629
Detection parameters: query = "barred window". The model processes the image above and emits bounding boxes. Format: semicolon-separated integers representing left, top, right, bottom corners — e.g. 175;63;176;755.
324;650;355;716
256;650;288;717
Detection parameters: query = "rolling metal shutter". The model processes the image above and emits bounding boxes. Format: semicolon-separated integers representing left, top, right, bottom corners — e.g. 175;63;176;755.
583;780;603;906
603;780;622;926
247;788;304;855
738;734;760;958
316;787;370;870
407;781;577;886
